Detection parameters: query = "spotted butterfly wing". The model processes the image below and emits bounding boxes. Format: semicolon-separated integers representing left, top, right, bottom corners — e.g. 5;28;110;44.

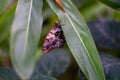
42;22;66;54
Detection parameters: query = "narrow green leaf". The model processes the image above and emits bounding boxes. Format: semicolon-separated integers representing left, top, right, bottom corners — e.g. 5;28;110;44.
0;3;16;43
46;0;105;80
98;0;120;11
0;0;10;15
11;0;43;79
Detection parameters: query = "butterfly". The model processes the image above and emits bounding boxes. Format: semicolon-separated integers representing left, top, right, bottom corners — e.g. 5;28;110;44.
42;21;66;54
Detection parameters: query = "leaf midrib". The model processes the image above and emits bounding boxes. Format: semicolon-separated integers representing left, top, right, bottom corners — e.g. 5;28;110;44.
65;13;99;79
23;0;33;57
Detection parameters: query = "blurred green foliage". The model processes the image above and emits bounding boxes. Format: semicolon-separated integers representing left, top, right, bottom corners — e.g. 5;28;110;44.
0;0;10;15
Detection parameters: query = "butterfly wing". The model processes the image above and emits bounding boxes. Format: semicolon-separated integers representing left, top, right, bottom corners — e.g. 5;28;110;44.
42;22;65;54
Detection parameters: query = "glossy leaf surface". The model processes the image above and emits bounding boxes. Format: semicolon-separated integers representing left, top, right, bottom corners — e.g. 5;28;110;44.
46;0;105;80
11;0;43;79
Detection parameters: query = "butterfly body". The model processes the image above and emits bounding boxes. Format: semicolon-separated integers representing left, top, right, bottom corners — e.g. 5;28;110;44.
42;22;65;54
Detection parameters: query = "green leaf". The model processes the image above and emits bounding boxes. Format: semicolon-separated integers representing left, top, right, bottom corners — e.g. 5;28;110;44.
0;67;20;80
46;0;105;80
88;18;120;51
36;74;57;80
34;49;70;77
100;53;120;80
0;0;10;15
11;0;43;79
98;0;120;10
0;2;16;43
